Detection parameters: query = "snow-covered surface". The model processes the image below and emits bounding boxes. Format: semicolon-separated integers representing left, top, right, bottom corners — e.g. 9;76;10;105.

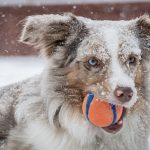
0;0;150;6
0;56;44;87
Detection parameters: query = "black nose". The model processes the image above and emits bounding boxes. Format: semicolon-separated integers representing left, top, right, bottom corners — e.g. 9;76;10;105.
114;87;133;103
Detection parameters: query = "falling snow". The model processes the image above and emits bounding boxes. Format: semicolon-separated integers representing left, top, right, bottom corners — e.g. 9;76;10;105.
73;5;77;9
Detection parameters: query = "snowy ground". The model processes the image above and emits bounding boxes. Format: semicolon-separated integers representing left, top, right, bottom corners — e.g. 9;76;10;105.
0;56;44;87
0;56;150;148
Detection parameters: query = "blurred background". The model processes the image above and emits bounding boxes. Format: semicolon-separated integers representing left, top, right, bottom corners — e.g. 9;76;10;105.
0;0;150;87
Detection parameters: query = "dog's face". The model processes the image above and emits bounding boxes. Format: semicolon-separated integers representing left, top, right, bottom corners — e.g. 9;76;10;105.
72;25;141;107
20;14;150;135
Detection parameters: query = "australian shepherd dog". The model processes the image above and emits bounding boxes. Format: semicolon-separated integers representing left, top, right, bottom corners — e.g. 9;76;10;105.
0;14;150;150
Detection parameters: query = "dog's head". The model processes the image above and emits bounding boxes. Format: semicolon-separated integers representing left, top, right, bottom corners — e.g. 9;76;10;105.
20;14;150;138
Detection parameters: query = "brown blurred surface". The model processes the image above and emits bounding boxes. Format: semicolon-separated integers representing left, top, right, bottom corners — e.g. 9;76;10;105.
0;3;150;55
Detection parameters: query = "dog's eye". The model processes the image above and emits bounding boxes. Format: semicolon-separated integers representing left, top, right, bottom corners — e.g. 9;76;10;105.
84;57;104;71
127;56;137;65
88;58;98;67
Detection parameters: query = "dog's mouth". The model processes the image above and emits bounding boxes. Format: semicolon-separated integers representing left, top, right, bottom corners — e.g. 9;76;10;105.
102;108;127;134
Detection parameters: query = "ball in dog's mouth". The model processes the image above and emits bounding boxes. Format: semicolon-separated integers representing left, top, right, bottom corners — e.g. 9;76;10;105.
102;108;126;134
82;93;127;134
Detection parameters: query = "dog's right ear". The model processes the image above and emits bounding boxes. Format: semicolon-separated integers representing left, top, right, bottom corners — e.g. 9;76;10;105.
20;14;86;57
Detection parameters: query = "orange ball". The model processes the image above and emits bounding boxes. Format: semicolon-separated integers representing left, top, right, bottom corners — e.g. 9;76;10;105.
82;93;123;127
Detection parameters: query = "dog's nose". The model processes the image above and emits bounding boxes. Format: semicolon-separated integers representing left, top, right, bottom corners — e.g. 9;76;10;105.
114;87;133;103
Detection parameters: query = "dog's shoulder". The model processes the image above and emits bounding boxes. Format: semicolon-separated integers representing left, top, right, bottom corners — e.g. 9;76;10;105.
0;75;42;145
0;74;41;105
0;75;42;122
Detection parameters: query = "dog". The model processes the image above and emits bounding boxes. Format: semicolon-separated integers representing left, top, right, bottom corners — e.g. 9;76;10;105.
0;13;150;150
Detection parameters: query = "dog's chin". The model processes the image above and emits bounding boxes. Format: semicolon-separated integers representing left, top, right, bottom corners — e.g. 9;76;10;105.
102;108;127;134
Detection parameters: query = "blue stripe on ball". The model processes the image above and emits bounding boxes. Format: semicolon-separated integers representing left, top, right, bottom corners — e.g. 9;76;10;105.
111;104;117;125
86;93;94;120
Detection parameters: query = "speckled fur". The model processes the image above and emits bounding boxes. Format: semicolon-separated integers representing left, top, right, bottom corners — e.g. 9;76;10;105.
0;14;150;150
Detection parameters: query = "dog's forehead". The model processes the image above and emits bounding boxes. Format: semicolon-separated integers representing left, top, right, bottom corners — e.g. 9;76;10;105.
77;20;141;60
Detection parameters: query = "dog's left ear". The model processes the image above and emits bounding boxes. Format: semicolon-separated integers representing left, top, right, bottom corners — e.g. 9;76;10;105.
134;15;150;85
20;14;87;57
136;15;150;62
